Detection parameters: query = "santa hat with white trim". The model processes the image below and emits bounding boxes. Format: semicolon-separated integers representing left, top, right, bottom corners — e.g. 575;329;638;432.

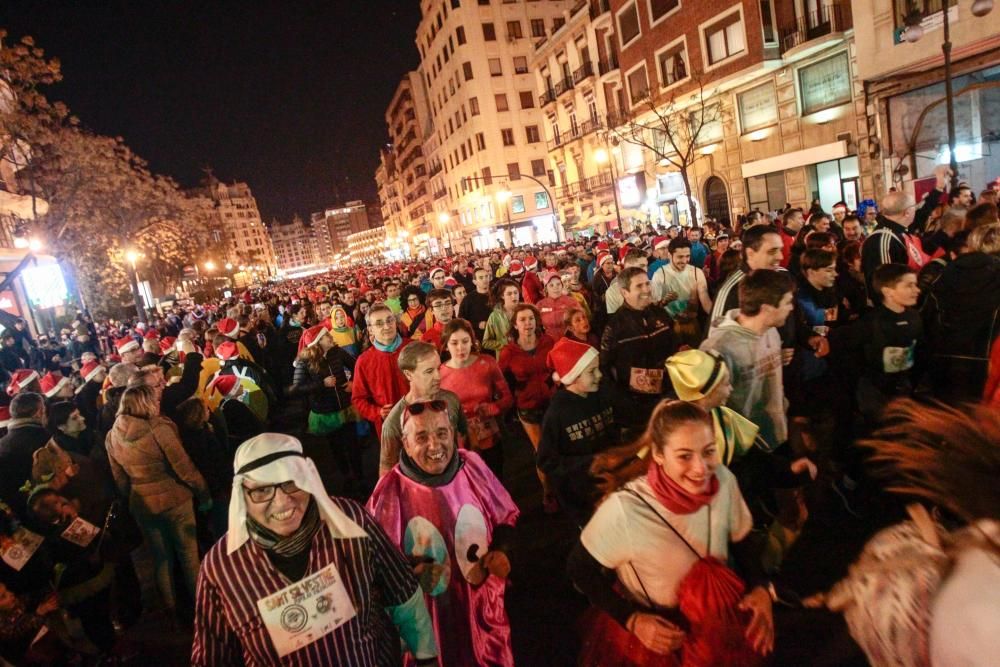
524;255;539;271
215;340;240;361
217;318;240;339
547;337;599;386
39;372;72;398
297;325;329;355
79;360;104;383
597;251;613;267
115;336;139;355
6;369;40;397
652;235;670;251
508;260;525;277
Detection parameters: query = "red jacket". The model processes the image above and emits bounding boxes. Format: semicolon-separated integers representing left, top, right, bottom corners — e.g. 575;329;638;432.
779;229;795;268
521;271;544;305
984;339;1000;409
498;334;555;411
351;344;409;439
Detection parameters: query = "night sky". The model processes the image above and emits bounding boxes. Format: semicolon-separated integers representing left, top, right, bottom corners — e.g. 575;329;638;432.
0;1;422;222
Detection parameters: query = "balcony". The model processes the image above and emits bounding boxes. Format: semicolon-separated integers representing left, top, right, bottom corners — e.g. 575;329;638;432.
539;88;557;107
428;162;443;177
605;106;631;129
598;52;619;75
572;61;595;84
546;117;604;151
779;3;851;54
571;0;589;17
554;76;575;97
590;0;611;19
433;188;447;201
554;171;613;201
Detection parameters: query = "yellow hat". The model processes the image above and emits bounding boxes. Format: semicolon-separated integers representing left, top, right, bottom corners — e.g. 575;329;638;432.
665;349;728;402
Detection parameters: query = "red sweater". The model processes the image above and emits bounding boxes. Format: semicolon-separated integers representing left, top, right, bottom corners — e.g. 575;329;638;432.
441;355;513;450
421;322;445;351
499;335;555;410
351;344;409;439
521;271;544;305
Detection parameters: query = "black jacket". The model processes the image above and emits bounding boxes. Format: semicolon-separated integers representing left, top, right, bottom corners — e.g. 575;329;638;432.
0;422;51;511
457;291;492;342
286;346;356;414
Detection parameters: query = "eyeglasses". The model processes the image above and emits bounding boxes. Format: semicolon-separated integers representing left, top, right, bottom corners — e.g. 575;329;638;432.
370;317;396;329
402;399;448;427
431;301;453;309
243;480;303;504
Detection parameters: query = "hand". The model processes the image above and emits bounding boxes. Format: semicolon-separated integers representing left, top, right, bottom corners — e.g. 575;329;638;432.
36;593;60;616
480;550;511;579
662;291;678;304
379;404;393;419
808;336;830;358
933;164;952;189
627;612;685;655
198;499;214;513
791;457;818;481
802;592;826;609
781;348;794;366
738;587;774;655
342;379;353;394
323;376;338;387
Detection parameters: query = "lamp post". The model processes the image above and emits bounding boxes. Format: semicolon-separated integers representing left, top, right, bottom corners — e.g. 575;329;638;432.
594;146;622;234
903;0;994;190
495;189;513;248
125;249;147;323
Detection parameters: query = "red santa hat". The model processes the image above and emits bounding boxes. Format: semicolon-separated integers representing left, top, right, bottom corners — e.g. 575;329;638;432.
115;336;139;355
0;405;10;428
217;318;240;339
547;338;599;386
143;329;159;341
297;325;329;355
444;277;459;288
207;374;242;400
596;241;610;252
39;372;72;398
597;251;613;267
508;260;525;277
7;368;40;397
215;340;240;361
159;336;177;354
429;267;446;279
524;255;539;271
618;245;633;263
79;360;104;384
543;271;563;286
653;235;670;250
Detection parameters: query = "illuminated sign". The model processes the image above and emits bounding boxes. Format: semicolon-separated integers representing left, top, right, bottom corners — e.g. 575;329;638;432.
21;264;68;309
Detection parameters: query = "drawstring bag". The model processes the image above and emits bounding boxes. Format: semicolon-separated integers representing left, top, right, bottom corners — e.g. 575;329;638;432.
627;491;764;667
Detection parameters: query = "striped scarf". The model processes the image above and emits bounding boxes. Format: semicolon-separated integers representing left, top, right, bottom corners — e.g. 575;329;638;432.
246;497;321;557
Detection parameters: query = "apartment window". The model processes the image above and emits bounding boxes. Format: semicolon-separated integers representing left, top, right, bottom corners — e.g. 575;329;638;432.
519;91;535;108
463;61;474;80
470;97;480;115
893;0;958;31
501;128;515;145
649;0;680;23
456;26;467;45
526;125;541;143
798;52;852;115
738;82;777;132
452;0;460;8
489;58;503;76
617;2;641;48
476;132;486;150
483;166;493;185
535;192;549;209
508;163;521;180
531;159;546;177
511;195;526;213
461;144;468;160
495;93;509;111
626;64;650;105
530;18;546;37
759;0;778;44
507;21;523;39
689;103;724;144
478;0;489;5
513;56;529;74
657;42;688;88
553;17;565;31
483;23;497;40
704;11;746;65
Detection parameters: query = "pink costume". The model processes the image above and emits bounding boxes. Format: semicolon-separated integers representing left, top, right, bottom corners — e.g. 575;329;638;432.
367;450;520;667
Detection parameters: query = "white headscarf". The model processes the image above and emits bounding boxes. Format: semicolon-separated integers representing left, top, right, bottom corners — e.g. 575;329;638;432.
227;433;367;554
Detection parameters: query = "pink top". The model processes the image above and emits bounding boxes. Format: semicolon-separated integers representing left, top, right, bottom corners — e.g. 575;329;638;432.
536;295;579;341
440;355;513;450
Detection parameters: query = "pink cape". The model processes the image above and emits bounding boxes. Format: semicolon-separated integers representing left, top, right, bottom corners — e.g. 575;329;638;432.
367;450;520;667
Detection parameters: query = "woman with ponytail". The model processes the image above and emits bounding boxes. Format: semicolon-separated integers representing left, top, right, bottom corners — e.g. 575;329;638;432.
568;400;774;666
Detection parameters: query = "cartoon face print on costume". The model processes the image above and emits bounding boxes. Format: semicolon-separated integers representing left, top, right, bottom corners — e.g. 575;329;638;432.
454;504;489;584
404;516;451;596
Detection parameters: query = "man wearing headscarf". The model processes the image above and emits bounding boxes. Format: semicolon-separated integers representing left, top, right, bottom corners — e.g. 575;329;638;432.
368;400;519;666
192;433;438;666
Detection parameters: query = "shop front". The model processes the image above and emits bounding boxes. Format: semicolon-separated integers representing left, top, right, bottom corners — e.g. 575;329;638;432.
742;141;859;214
0;249;72;337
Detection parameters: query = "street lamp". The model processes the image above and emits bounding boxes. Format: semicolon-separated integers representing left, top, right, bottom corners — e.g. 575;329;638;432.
225;262;233;270
594;146;622;234
204;260;216;272
902;0;993;189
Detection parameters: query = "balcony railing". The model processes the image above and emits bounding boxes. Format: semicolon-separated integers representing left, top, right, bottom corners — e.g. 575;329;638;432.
571;0;589;17
539;88;557;107
605;106;631;129
428;162;443;177
598;52;619;75
433;189;447;201
554;171;614;200
573;61;595;84
554;76;575;97
779;3;851;53
546;117;604;151
590;0;611;19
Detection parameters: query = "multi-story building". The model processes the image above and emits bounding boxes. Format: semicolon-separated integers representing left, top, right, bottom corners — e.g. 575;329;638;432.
347;225;388;264
191;178;277;284
597;0;869;228
531;0;623;235
312;201;373;257
415;0;572;251
853;0;1000;198
270;216;321;274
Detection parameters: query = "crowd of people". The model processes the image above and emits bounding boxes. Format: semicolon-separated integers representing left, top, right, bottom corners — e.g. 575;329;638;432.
0;163;998;665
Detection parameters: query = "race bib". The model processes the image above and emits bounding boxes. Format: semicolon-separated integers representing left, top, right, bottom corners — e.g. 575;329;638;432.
256;563;357;658
629;368;664;394
61;516;100;548
883;344;915;374
1;527;44;571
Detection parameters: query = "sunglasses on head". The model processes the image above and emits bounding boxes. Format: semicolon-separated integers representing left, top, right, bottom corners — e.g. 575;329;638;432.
402;399;448;426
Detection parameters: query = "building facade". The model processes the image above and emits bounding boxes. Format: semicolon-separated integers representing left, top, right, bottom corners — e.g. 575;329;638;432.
412;0;573;251
270;216;321;274
853;0;1000;198
312;201;373;258
191;179;278;284
347;225;388;264
599;0;870;229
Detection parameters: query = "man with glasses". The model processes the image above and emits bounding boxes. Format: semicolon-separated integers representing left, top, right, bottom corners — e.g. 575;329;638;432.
192;432;438;665
351;303;410;441
368;400;518;667
420;289;455;351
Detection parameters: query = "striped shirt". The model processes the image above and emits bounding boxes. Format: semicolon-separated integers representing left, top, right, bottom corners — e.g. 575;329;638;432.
192;496;420;666
709;268;746;328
